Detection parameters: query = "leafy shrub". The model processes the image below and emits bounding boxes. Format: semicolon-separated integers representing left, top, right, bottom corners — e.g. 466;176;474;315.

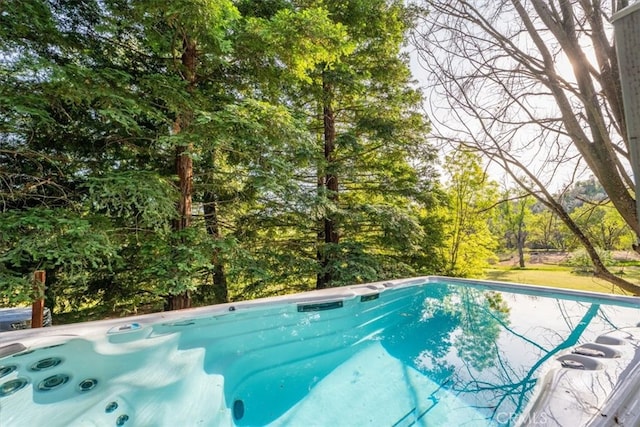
563;249;613;274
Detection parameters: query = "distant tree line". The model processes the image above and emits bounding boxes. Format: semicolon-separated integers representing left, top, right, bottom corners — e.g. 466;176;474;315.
437;151;635;277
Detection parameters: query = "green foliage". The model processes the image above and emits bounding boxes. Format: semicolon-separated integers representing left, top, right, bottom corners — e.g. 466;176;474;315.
494;192;534;249
439;151;499;277
0;208;120;306
245;7;354;82
570;204;634;251
0;0;444;316
306;0;441;287
85;172;178;233
563;249;614;273
136;228;214;295
527;209;576;251
0;209;118;272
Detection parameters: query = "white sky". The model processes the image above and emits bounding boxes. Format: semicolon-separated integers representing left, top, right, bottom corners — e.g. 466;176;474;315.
405;6;624;194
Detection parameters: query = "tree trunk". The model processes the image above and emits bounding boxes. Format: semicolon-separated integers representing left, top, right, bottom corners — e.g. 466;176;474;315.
166;143;194;310
316;173;325;288
517;207;526;268
173;144;193;231
317;74;339;289
166;35;197;310
166;291;191;311
203;190;228;304
517;234;525;268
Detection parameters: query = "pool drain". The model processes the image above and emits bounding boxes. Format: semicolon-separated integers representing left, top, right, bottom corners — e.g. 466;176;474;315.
0;378;28;397
77;378;98;392
0;365;17;379
233;399;245;420
38;374;70;391
30;357;63;371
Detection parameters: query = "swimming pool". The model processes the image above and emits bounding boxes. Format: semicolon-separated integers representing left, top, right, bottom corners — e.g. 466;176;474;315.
0;277;639;426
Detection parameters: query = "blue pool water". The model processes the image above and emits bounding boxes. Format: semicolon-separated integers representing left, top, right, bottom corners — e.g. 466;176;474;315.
1;277;639;426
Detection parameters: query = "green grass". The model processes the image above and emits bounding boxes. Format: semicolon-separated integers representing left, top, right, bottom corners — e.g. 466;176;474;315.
480;265;640;296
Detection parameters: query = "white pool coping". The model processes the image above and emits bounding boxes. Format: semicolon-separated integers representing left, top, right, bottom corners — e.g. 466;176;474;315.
2;275;639;346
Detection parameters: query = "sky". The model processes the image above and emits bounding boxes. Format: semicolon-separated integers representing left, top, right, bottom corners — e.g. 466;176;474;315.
404;2;625;194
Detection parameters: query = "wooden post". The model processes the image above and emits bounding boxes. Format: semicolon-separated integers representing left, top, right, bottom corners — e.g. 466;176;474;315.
31;270;45;328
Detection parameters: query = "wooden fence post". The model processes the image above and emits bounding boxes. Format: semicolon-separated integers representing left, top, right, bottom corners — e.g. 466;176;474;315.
32;270;46;328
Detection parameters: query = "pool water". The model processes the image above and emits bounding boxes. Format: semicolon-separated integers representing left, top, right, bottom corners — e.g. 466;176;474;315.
1;277;639;426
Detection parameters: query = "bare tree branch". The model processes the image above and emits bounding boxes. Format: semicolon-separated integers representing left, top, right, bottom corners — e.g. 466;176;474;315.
412;0;640;293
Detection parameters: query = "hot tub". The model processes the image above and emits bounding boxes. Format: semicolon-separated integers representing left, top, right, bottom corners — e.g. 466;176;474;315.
0;277;638;426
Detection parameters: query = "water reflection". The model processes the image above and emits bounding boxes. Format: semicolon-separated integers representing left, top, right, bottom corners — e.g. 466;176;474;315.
381;283;604;426
222;282;638;426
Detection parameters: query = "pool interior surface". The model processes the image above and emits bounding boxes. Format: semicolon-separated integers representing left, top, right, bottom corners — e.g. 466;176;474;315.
1;278;640;426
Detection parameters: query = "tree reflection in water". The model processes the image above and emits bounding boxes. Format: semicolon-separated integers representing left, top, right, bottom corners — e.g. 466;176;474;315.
381;283;602;425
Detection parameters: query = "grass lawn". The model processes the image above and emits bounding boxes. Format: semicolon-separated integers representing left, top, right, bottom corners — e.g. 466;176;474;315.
480;265;640;296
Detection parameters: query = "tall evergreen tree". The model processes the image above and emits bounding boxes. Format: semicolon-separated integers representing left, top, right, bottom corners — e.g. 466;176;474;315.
0;0;443;314
0;0;350;308
307;0;440;288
